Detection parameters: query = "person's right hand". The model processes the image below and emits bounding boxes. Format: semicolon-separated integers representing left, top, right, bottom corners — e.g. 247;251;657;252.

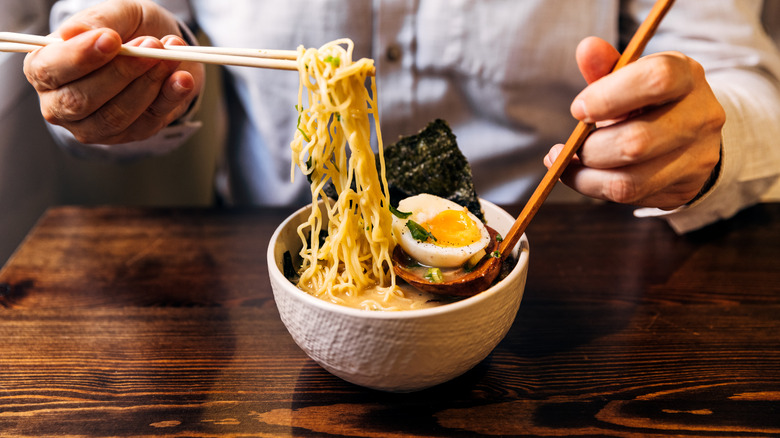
23;0;205;144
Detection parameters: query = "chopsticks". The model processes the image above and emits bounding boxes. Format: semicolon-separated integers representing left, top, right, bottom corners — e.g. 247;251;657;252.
497;0;675;256
0;31;299;71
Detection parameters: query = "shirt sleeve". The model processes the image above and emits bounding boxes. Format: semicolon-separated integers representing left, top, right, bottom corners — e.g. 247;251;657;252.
628;0;780;233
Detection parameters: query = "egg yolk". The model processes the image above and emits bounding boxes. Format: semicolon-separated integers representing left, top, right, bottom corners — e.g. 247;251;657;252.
421;209;482;247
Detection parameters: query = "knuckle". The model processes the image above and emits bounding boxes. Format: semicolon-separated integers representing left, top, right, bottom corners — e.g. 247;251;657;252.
145;89;185;122
140;108;174;136
700;143;722;172
113;47;173;84
645;62;676;95
95;105;135;137
690;94;726;138
615;125;652;162
707;103;727;132
605;173;642;204
645;53;693;96
687;57;706;79
40;105;60;126
106;54;163;86
143;103;171;122
23;57;58;91
145;64;176;87
106;60;138;84
53;87;91;121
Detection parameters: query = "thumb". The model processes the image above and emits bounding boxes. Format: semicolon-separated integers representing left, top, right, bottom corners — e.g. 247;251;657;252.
576;36;620;84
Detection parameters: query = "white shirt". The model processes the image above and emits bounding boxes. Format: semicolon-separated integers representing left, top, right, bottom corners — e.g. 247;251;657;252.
50;0;780;233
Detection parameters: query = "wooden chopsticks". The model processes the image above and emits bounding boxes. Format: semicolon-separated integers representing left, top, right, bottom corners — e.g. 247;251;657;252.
0;31;299;71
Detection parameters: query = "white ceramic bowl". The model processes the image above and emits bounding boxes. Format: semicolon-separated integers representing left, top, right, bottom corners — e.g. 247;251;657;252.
268;199;529;392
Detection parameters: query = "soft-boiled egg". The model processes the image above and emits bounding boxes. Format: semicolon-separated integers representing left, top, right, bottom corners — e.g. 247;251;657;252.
391;194;491;268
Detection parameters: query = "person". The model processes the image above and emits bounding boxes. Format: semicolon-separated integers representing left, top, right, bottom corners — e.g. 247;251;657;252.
24;0;780;233
0;0;220;266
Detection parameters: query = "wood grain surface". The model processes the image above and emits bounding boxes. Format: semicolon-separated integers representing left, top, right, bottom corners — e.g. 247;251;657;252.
1;203;779;437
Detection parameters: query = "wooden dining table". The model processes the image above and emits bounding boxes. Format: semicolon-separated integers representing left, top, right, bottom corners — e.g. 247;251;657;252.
1;201;779;437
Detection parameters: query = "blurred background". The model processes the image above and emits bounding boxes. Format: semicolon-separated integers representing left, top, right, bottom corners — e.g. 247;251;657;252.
2;1;779;266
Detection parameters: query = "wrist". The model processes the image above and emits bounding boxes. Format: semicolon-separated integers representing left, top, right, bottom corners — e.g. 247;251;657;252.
688;143;723;205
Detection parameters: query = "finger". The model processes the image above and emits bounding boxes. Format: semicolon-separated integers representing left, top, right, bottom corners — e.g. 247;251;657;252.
543;143;566;169
159;35;196;73
558;146;707;209
37;36;171;125
125;36;199;137
575;102;692;169
152;72;197;123
111;71;197;143
149;35;203;121
23;28;122;92
571;52;695;123
575;36;620;84
66;39;183;143
576;62;723;171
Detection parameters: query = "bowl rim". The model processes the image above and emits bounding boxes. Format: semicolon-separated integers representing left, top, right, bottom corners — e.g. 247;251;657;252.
267;198;529;320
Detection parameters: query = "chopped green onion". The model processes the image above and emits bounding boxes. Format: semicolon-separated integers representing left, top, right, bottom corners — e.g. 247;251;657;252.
297;127;311;142
491;250;501;258
389;204;412;219
329;156;340;172
424;267;443;283
406;220;436;242
495;233;504;242
324;55;341;67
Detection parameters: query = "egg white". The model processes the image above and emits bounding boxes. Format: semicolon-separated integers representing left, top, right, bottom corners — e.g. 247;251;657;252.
392;194;490;268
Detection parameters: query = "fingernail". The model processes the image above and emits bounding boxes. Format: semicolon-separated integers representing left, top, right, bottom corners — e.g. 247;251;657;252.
162;35;185;47
172;77;194;95
571;99;591;122
95;32;119;54
139;37;161;48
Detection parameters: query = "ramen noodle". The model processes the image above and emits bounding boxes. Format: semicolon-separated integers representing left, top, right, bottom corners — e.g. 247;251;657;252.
290;39;438;311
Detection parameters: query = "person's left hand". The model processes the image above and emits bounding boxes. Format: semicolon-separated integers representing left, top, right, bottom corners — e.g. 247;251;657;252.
544;36;725;209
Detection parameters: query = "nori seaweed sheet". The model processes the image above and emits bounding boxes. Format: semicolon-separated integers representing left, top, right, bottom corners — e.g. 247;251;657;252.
318;119;484;221
382;119;484;222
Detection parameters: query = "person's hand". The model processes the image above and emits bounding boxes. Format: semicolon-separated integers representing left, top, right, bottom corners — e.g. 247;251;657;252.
544;36;725;209
23;0;205;145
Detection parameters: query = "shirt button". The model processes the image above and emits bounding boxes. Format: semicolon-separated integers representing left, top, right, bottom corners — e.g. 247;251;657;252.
385;44;402;62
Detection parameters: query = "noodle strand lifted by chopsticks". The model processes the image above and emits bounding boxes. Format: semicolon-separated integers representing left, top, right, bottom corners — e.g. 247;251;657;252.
290;39;403;309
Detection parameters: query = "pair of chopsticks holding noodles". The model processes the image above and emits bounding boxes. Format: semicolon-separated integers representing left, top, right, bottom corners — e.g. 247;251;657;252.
0;31;300;71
